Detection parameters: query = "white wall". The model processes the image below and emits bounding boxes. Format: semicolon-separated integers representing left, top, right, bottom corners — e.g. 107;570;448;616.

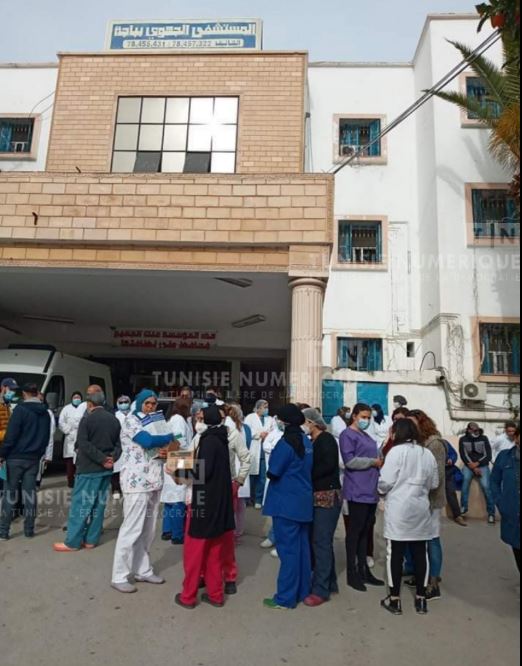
0;65;58;171
309;15;520;427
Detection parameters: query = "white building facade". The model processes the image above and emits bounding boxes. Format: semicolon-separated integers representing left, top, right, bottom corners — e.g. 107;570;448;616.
0;15;519;436
312;14;520;436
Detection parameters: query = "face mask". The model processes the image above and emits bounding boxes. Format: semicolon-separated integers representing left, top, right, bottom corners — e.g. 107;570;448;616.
358;419;371;432
4;390;16;402
277;420;285;432
72;399;82;408
302;425;311;436
88;392;105;407
261;408;269;417
196;422;208;435
394;403;402;410
372;410;379;419
471;433;481;439
118;403;130;412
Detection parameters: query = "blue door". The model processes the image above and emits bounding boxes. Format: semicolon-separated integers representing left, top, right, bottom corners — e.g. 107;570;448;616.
357;382;389;412
322;380;345;424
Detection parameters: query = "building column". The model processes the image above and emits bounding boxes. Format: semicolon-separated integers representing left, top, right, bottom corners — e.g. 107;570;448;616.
289;277;327;407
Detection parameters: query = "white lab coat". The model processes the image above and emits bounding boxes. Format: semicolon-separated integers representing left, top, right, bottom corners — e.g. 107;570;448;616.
492;434;516;461
58;402;87;459
378;443;439;542
114;410;130;473
330;415;348;441
369;416;393;447
160;414;192;505
244;412;275;476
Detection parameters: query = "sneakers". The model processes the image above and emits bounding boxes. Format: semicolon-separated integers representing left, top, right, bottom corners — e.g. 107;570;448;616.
175;593;196;610
415;597;429;615
135;574;165;585
260;538;274;549
488;515;496;525
225;582;238;595
0;535;9;542
112;492;122;501
381;596;403;616
270;548;279;559
112;582;138;594
161;532;172;541
304;594;328;607
263;598;290;610
426;584;442;601
254;503;263;510
171;538;184;546
201;593;225;608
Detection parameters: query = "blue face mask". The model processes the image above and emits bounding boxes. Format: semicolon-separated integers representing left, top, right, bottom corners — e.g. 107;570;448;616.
72;399;82;408
358;419;371;432
118;402;130;412
263;408;269;417
4;390;16;402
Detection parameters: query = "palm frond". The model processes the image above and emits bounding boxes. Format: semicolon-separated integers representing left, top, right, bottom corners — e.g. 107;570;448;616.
448;40;509;105
431;90;498;127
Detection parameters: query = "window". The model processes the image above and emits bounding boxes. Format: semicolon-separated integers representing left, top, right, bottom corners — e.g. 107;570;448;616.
112;96;238;174
338;221;383;264
45;375;65;409
407;342;416;359
472;188;520;239
480;323;520;376
0;118;35;154
466;77;501;120
339;118;381;158
338;338;383;372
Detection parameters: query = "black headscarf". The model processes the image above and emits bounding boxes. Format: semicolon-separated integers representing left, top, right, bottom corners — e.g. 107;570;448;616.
277;404;306;459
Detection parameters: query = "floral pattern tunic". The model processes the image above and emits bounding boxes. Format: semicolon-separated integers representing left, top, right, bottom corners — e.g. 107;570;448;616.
120;414;164;494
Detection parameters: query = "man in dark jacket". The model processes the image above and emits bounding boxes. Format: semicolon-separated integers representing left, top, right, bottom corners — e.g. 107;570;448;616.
53;385;121;552
0;383;51;540
459;422;496;524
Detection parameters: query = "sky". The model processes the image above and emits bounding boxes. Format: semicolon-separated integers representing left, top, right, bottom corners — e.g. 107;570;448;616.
1;0;479;63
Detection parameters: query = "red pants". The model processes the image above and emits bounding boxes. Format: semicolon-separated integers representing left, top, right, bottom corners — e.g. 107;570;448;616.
180;512;230;606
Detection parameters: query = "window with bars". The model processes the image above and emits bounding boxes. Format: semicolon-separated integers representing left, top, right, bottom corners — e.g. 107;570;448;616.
466;77;502;120
0;118;35;154
339;118;381;158
111;96;239;174
472;188;520;239
338;221;383;264
338;338;383;372
480;323;520;376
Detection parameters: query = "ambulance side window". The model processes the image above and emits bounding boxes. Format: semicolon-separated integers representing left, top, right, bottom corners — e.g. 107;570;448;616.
45;375;65;409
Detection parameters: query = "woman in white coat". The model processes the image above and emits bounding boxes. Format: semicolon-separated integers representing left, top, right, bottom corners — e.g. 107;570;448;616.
161;399;193;545
245;400;275;509
58;392;87;488
378;419;439;617
111;390;174;594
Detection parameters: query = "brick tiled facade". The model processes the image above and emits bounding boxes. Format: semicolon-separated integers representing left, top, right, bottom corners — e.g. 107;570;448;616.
46;52;308;174
0;173;333;276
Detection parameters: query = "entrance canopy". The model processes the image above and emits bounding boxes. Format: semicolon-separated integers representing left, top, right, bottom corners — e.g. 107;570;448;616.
0;267;291;359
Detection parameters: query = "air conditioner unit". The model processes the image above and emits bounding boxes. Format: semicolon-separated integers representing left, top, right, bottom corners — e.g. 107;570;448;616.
462;382;487;402
341;144;359;157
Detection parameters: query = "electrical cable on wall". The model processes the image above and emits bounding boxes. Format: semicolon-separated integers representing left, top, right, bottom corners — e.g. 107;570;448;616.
330;31;502;176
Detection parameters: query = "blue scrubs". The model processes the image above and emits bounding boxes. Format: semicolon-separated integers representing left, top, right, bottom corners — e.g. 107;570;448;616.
263;434;314;608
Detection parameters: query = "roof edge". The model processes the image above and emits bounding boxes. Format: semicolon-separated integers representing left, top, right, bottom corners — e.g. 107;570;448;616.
0;62;58;69
309;61;412;69
56;49;309;58
414;13;479;63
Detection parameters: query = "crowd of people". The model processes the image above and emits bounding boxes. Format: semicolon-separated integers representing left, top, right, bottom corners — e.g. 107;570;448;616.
0;377;520;616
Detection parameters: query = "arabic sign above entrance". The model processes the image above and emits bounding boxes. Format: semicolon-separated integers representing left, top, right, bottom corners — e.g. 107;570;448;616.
113;329;218;351
105;19;263;51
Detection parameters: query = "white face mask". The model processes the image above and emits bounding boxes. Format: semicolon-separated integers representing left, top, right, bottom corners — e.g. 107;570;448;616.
302;425;311;436
196;422;208;435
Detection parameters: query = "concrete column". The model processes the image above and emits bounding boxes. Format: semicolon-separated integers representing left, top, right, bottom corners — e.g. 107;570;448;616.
289;277;326;407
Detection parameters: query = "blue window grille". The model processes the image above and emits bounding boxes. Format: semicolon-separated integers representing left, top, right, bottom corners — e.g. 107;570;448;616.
472;189;520;240
338;338;383;372
339;118;381;158
0;118;34;154
339;221;383;264
480;323;520;376
466;77;502;120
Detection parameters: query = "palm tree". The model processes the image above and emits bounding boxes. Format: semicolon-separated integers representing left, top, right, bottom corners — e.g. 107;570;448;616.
432;35;520;206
